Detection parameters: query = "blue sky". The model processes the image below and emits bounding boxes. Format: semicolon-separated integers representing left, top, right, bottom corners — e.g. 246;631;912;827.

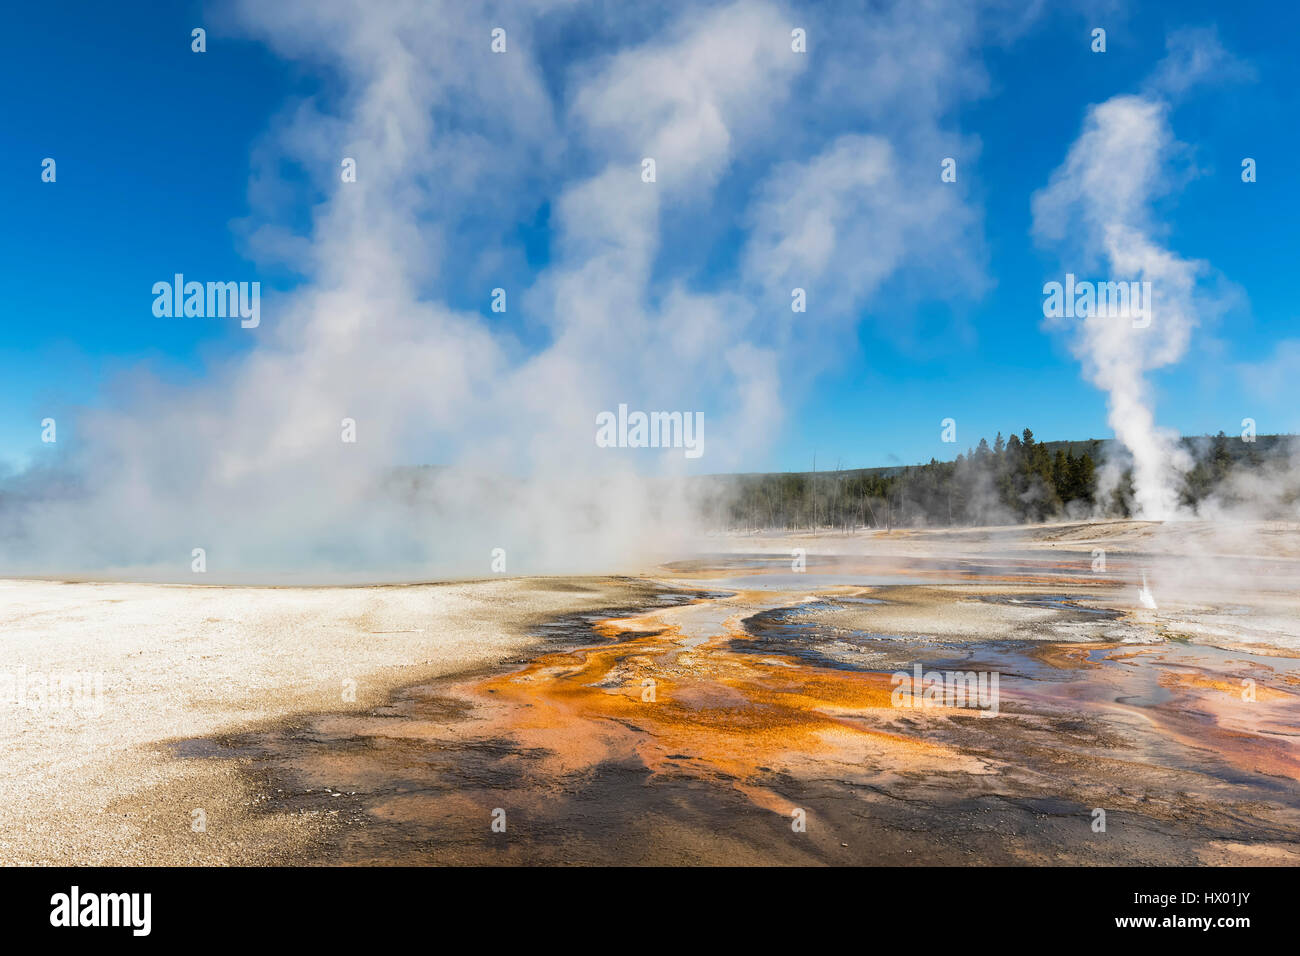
2;0;1297;477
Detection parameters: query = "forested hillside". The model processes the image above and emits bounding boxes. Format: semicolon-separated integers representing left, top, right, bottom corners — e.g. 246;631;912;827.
698;430;1296;531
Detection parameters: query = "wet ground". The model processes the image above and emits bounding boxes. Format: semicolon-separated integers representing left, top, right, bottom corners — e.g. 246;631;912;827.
175;554;1300;865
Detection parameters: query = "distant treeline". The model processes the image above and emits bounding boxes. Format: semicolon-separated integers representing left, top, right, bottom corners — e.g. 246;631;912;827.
699;430;1296;531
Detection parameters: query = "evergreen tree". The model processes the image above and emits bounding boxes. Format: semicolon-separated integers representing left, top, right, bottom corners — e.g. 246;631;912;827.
1053;449;1070;500
1070;452;1096;505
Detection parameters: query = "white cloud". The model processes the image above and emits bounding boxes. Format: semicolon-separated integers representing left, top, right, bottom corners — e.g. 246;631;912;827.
743;133;985;320
2;0;1007;577
1031;29;1253;519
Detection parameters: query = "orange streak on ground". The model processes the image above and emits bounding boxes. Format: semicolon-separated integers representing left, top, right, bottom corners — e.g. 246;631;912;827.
1158;670;1290;701
463;592;972;808
409;568;1298;834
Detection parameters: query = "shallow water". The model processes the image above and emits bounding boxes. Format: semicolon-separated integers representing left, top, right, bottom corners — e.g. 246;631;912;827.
978;594;1123;617
175;554;1300;865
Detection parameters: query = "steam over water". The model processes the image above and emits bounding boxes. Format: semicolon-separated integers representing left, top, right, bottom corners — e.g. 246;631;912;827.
0;7;1291;582
0;0;998;580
